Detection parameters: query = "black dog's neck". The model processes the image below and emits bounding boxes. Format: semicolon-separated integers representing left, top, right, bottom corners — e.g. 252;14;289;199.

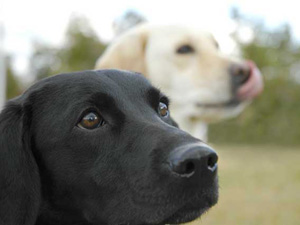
36;202;90;225
35;166;89;224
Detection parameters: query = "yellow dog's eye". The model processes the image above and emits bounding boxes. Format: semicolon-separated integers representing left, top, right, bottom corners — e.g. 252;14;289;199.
176;44;195;54
158;102;169;117
78;112;105;130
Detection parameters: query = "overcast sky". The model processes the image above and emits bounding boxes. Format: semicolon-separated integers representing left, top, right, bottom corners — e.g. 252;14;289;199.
1;0;299;77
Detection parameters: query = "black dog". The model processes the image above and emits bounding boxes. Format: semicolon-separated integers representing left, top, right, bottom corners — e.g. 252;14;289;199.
0;70;218;225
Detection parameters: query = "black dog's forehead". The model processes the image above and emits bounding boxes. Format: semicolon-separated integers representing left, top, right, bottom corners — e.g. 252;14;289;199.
30;70;152;94
26;69;159;103
23;70;165;121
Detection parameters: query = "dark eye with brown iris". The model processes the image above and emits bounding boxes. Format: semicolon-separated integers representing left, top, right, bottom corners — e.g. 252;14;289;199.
78;112;105;130
176;44;194;54
158;102;169;117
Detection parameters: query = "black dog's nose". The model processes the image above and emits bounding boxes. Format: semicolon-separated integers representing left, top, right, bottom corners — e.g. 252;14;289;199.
168;143;218;177
230;63;251;86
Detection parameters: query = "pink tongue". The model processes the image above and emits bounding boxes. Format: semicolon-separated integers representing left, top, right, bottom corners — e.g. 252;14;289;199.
237;61;264;100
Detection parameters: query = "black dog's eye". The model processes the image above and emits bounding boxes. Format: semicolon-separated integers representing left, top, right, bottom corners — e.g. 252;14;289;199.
158;102;169;117
176;44;195;54
78;112;105;130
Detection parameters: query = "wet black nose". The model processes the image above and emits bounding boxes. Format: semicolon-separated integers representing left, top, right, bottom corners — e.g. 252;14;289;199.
168;143;218;178
230;63;251;86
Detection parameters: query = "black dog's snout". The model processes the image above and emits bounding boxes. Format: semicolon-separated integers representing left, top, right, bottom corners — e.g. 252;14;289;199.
168;144;218;177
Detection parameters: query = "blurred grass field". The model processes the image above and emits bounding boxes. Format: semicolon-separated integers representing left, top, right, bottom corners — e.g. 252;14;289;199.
189;145;300;225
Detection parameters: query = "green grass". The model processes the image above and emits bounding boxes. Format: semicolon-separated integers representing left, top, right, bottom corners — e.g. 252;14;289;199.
189;145;300;225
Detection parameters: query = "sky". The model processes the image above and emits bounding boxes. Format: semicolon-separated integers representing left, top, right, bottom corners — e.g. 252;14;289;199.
1;0;299;78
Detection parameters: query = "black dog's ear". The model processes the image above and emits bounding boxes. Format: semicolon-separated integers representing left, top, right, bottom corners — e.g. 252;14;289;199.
0;98;41;225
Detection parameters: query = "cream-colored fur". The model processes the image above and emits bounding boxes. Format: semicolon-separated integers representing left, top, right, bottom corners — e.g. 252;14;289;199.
95;24;250;141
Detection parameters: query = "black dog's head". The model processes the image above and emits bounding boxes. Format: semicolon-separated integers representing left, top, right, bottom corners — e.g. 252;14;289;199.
0;70;218;225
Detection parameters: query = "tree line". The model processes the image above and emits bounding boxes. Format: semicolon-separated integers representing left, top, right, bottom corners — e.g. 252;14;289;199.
6;14;300;146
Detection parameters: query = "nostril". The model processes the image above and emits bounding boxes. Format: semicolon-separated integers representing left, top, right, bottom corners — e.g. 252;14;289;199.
207;153;218;172
184;160;195;175
170;159;196;177
231;64;251;85
239;68;250;84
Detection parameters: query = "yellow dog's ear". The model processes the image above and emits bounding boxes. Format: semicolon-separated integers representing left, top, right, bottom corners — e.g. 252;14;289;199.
95;26;148;76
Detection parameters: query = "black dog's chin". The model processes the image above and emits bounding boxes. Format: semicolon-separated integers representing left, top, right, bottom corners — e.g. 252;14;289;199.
138;190;218;225
163;208;206;224
162;203;213;224
160;185;219;225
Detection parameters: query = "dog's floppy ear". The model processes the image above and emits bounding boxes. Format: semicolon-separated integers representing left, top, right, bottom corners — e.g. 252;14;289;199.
0;97;41;225
95;25;149;76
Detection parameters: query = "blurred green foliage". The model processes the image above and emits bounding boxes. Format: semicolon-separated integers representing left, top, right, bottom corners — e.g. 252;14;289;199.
6;57;21;99
6;16;106;99
30;16;107;80
209;16;300;145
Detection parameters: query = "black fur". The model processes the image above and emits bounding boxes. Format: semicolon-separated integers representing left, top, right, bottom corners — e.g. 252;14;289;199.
0;70;218;225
